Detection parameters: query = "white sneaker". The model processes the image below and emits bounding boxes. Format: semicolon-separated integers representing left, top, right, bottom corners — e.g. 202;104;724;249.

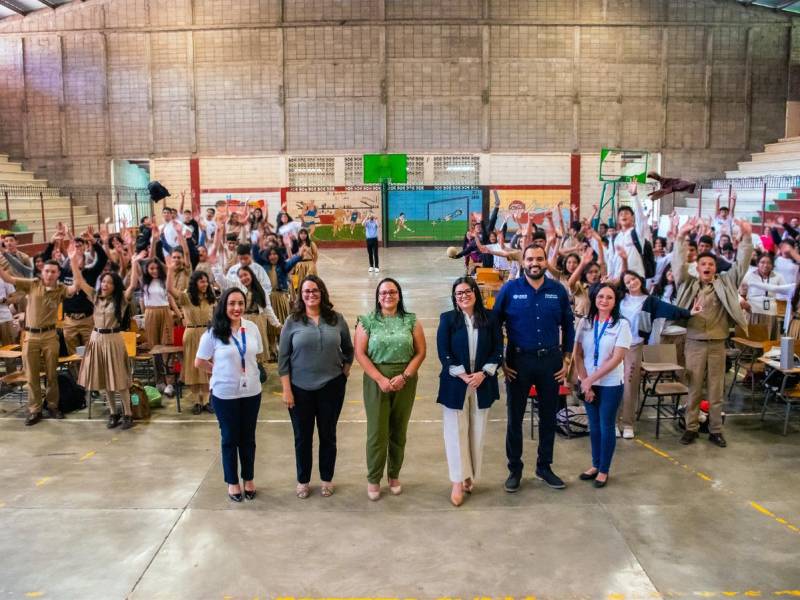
374;268;380;273
615;426;622;438
163;384;175;397
368;267;374;272
622;426;635;440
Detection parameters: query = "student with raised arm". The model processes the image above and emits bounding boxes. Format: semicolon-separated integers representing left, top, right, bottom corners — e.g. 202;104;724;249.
72;252;136;430
674;216;753;448
0;243;80;426
609;183;648;280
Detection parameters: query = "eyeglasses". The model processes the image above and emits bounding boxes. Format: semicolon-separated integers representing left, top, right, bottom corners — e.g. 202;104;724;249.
302;289;321;296
454;290;474;298
378;290;399;297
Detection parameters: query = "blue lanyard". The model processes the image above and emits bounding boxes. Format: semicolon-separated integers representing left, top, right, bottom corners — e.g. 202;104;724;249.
593;318;611;368
230;327;247;372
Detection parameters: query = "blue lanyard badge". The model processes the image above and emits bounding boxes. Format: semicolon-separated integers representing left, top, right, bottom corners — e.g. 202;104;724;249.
593;318;611;368
231;327;247;373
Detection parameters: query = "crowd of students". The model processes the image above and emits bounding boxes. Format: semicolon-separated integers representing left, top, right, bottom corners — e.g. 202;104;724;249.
0;201;320;427
4;185;799;506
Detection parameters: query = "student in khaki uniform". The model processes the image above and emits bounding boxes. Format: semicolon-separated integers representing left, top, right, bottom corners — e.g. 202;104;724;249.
0;245;80;426
673;216;753;448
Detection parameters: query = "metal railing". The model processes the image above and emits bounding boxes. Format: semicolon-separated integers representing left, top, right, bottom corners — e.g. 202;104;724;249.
0;184;150;240
709;175;800;190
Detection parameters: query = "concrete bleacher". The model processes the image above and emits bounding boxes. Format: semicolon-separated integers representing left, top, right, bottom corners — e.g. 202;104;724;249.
0;153;99;250
675;137;800;231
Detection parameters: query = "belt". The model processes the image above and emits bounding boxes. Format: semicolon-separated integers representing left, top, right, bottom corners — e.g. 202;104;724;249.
94;327;121;334
185;324;209;328
513;345;561;357
65;313;90;320
24;325;55;333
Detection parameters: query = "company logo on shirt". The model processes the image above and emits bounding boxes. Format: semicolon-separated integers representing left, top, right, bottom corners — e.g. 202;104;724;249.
512;294;527;300
544;294;559;300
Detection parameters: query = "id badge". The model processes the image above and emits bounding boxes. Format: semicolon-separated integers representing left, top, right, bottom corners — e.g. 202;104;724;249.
239;374;248;390
763;298;771;312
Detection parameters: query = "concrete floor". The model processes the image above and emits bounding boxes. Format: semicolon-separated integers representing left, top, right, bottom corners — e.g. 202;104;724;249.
1;247;799;600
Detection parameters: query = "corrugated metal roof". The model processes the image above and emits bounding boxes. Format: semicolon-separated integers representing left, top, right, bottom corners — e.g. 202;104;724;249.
0;0;73;20
737;0;800;13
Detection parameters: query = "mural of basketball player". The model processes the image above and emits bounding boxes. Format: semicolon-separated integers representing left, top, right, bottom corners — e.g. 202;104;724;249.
393;212;414;235
431;208;463;227
302;200;318;236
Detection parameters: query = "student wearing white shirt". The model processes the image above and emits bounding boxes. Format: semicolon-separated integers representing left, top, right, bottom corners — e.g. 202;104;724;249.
610;184;648;280
711;203;734;244
741;254;791;339
774;239;800;303
199;207;217;247
196;288;264;503
225;244;272;295
159;209;192;260
573;284;632;488
0;280;17;374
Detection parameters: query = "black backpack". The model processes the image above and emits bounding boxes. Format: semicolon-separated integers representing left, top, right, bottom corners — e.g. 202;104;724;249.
57;371;87;413
630;229;656;279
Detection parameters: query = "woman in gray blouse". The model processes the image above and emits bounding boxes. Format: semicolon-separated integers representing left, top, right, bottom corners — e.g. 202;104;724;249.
279;275;354;499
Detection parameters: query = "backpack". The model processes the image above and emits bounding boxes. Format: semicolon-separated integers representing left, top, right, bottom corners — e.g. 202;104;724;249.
57;372;87;413
129;379;151;420
556;405;590;438
631;229;656;279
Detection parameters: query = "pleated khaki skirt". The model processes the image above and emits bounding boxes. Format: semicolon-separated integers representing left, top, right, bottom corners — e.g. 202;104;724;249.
293;260;316;285
78;331;132;392
181;326;210;385
267;291;291;356
144;306;173;348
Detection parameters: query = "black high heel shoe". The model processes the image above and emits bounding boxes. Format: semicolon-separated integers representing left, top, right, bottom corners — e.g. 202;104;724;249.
228;486;243;502
579;470;599;481
244;489;256;500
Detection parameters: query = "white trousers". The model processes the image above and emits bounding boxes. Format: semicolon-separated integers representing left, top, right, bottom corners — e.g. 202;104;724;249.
442;392;490;483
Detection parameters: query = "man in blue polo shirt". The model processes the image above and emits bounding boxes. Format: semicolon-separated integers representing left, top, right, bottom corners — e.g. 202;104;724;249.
494;244;575;492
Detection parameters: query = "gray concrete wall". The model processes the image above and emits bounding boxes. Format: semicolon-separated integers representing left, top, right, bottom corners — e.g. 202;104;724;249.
0;0;791;189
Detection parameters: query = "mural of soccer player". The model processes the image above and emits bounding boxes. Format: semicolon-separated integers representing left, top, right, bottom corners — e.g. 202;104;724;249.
394;212;414;235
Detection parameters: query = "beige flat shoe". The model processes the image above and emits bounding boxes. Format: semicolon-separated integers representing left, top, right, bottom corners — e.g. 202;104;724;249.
450;483;464;507
296;483;310;499
321;483;334;497
388;479;402;495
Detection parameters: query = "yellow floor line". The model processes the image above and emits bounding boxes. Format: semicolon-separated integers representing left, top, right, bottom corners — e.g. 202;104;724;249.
635;439;800;537
34;477;51;487
79;451;95;461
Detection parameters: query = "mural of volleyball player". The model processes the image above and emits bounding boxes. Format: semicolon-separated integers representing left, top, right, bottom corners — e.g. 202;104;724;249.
349;209;360;234
393;212;414;235
431;208;463;227
302;200;319;236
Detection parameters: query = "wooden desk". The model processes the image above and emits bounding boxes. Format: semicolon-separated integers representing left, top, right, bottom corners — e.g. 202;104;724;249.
641;362;685;373
0;350;22;360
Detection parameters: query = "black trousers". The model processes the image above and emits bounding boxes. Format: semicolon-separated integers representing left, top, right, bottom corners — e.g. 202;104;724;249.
366;237;379;268
288;374;347;483
505;348;562;475
212;393;262;485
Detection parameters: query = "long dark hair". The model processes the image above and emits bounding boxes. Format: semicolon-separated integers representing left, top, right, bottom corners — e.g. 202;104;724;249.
374;277;408;319
450;276;489;328
291;275;338;326
188;271;215;307
276;211;292;230
587;283;621;326
237;265;266;309
652;266;677;302
619;270;647;296
141;258;166;289
211;288;246;344
792;280;800;313
99;272;127;327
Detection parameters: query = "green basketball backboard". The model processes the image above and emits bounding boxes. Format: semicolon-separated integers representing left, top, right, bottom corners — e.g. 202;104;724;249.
599;148;649;183
363;154;408;184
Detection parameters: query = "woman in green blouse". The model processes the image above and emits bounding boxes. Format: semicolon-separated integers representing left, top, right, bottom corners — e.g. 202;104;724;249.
355;277;427;501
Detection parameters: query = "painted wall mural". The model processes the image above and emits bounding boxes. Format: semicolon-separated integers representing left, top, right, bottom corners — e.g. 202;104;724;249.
387;189;483;242
286;190;382;241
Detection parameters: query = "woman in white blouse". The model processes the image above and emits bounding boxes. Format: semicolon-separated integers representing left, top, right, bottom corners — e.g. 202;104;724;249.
435;277;503;506
740;253;791;339
195;288;264;503
573;283;632;488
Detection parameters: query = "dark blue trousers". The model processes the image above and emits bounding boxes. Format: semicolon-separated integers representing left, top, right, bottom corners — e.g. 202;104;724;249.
212;393;262;485
583;384;623;474
505;348;562;475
